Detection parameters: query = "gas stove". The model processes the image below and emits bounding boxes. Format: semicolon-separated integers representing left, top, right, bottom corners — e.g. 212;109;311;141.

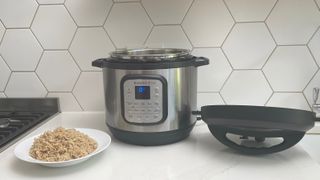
0;98;59;152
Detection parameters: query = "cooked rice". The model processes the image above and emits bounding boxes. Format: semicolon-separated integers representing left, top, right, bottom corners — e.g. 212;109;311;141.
29;127;97;162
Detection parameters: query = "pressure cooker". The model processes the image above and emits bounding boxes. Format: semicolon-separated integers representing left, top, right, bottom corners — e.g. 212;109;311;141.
93;48;315;155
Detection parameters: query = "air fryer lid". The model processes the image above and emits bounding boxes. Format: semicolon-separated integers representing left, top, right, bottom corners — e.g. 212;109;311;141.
193;105;315;155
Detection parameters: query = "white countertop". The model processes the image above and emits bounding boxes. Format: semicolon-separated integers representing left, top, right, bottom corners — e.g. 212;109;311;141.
1;112;320;180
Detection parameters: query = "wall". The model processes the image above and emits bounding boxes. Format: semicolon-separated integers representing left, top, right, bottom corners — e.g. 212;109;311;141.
0;0;320;112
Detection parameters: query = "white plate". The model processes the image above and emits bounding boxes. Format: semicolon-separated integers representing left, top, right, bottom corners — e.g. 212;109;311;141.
14;128;111;167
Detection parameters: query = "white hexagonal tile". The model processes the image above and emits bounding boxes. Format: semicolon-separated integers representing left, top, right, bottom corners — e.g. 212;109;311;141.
65;0;113;26
182;0;234;47
114;0;139;2
192;48;232;92
104;3;152;49
316;0;320;9
304;71;320;106
5;72;47;97
31;5;77;49
309;29;320;65
0;56;10;91
141;0;193;25
47;92;82;112
266;0;320;45
0;0;37;28
73;72;104;111
0;29;42;71
0;92;5;98
222;23;276;69
37;0;64;4
70;27;115;71
0;21;5;41
36;51;80;91
221;70;272;105
266;93;310;111
224;0;277;22
145;25;192;49
197;93;224;109
263;46;318;91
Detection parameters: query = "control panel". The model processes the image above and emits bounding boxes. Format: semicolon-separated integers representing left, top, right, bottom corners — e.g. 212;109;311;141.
121;75;167;124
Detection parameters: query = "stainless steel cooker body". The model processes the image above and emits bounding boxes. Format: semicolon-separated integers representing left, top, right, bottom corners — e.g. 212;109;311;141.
102;66;198;133
93;48;209;145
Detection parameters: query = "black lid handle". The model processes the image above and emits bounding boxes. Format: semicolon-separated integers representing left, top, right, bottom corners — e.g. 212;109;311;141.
194;57;209;67
209;126;305;155
92;58;105;68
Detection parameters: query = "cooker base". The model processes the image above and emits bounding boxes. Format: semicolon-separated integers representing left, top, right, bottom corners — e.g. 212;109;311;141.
107;124;195;146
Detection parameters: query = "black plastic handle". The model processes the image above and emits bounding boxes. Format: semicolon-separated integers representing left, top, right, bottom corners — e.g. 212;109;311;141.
208;125;305;155
92;58;105;68
194;57;209;67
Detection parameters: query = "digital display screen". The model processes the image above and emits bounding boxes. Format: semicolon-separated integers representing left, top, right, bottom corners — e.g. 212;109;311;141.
135;86;150;99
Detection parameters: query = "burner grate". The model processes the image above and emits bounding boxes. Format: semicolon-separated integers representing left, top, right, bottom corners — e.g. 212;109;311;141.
0;111;56;151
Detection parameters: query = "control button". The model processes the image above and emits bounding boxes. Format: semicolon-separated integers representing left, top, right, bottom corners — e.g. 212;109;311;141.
154;108;160;113
154;102;159;106
147;102;152;106
155;93;159;98
134;102;139;106
126;102;132;105
141;102;145;106
155;87;159;93
153;115;159;119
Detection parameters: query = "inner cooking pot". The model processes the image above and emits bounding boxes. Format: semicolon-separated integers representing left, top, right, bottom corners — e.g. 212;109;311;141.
92;48;315;155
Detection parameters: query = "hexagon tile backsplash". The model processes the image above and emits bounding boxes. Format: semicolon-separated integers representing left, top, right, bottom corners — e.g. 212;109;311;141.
0;0;319;112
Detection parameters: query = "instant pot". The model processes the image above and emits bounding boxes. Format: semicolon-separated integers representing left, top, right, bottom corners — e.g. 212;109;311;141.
93;49;207;145
93;48;315;155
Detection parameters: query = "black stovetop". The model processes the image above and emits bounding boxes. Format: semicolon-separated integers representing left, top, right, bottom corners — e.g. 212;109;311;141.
0;98;59;152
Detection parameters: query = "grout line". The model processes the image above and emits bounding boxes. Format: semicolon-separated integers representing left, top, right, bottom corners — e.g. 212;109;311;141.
142;24;154;47
34;50;44;72
261;70;275;92
63;3;78;27
71;71;85;111
180;25;194;49
302;91;313;111
29;2;40;29
180;0;195;25
264;91;274;106
102;1;114;27
71;91;84;111
218;69;234;93
264;0;278;22
307;44;320;69
67;26;78;50
140;1;155;26
63;4;79;50
99;0;113;28
2;70;12;94
314;0;320;11
307;25;320;45
102;3;118;49
264;22;278;46
221;47;235;70
302;67;319;93
260;42;277;70
220;22;236;49
218;91;228;105
0;53;13;72
222;0;236;22
68;48;84;72
34;69;50;94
